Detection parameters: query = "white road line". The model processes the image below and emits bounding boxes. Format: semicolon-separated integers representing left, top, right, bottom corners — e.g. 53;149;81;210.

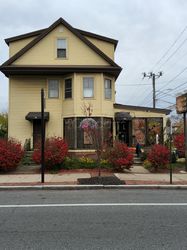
0;203;187;208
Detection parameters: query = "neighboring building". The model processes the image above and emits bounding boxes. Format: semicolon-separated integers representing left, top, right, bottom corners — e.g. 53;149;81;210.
0;17;170;153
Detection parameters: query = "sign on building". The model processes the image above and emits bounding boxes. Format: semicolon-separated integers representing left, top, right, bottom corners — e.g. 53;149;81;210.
176;94;187;114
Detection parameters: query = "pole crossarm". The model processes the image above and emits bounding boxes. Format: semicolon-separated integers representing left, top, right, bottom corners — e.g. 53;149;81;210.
142;71;163;108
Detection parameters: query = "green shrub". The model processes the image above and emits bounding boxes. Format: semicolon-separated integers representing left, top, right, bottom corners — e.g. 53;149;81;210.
62;157;113;170
140;151;148;161
171;152;177;163
143;159;152;170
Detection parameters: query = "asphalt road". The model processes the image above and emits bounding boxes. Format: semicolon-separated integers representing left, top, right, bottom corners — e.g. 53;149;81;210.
0;189;187;250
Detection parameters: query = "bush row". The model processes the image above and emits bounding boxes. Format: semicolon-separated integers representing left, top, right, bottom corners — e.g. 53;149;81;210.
0;137;134;172
1;136;177;172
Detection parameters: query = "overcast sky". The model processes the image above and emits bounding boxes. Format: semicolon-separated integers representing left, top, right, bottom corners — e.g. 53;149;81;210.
0;0;187;112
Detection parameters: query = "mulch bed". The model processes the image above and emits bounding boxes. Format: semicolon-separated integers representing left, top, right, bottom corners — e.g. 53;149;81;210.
78;176;125;185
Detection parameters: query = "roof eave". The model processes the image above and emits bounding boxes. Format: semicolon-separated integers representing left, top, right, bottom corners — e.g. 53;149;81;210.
114;103;171;115
4;28;118;48
0;65;122;79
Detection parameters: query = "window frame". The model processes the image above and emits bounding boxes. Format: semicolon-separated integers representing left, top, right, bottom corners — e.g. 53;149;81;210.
83;77;94;98
64;78;72;99
48;79;60;99
104;78;112;99
56;38;67;59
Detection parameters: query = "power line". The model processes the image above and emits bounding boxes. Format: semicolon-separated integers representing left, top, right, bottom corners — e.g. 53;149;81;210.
157;37;187;70
139;90;153;106
156;99;175;105
138;26;187;108
151;25;187;70
157;80;187;99
156;67;187;99
116;83;152;86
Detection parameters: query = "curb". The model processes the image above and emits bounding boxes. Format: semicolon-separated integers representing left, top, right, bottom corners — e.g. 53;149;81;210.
1;184;187;190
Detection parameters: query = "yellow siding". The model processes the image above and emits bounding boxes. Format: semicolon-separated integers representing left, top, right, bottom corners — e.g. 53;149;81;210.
12;25;109;66
85;36;114;60
114;109;167;118
9;76;62;146
73;73;114;117
9;36;37;57
113;107;167;138
9;73;115;146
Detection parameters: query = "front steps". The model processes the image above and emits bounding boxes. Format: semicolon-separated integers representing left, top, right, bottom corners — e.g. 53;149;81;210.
21;151;35;165
133;154;143;165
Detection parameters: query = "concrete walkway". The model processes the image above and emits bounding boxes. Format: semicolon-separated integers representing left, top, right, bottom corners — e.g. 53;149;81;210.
0;173;90;184
0;172;187;185
116;173;187;183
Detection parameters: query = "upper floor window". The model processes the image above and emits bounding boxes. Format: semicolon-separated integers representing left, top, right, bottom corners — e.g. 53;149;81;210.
104;79;112;99
83;77;94;98
57;38;67;58
48;79;59;98
65;78;72;99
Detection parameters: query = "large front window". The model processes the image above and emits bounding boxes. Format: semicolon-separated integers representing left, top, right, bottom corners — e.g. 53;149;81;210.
83;77;94;98
132;117;163;146
64;117;113;149
48;79;59;98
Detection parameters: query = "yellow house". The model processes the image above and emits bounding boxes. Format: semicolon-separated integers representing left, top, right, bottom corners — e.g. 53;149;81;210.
0;17;170;153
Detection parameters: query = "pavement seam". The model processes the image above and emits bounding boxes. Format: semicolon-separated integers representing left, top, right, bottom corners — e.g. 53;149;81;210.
0;185;187;190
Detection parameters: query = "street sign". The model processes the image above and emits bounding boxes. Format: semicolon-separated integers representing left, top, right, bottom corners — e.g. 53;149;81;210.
176;94;187;114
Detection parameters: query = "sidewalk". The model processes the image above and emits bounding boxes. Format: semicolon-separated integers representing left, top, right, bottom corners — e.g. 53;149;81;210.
0;172;187;186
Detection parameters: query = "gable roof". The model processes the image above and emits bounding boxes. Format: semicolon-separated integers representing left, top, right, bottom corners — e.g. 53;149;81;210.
2;17;120;68
5;28;118;49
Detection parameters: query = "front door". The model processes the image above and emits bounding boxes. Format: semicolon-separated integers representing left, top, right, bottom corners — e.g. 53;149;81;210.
117;121;131;146
33;120;41;148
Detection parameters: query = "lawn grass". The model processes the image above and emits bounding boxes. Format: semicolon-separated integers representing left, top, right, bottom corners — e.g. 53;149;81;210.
170;161;185;170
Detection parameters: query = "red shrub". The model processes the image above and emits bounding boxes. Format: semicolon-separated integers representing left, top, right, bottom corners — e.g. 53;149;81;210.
0;139;24;171
148;144;170;170
173;133;184;158
106;141;134;171
32;137;68;169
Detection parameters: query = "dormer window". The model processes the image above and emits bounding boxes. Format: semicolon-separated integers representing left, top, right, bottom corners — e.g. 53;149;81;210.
57;38;67;58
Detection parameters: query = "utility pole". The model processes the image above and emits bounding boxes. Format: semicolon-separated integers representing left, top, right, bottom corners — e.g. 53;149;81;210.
142;72;163;108
41;89;45;183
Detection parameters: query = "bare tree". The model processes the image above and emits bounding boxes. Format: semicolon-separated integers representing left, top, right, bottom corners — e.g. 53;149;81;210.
80;102;103;176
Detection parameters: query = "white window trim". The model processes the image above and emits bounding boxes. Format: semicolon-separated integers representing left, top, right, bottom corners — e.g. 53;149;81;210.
47;79;60;99
64;77;73;100
82;76;95;99
104;78;112;100
55;37;68;60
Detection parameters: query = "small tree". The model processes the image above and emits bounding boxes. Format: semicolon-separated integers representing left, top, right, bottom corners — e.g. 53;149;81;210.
0;113;8;138
80;116;103;176
80;102;107;176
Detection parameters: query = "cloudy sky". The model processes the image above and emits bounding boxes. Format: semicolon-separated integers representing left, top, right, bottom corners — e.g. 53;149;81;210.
0;0;187;112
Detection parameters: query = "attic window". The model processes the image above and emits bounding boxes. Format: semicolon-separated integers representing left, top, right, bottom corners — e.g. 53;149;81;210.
57;38;67;58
